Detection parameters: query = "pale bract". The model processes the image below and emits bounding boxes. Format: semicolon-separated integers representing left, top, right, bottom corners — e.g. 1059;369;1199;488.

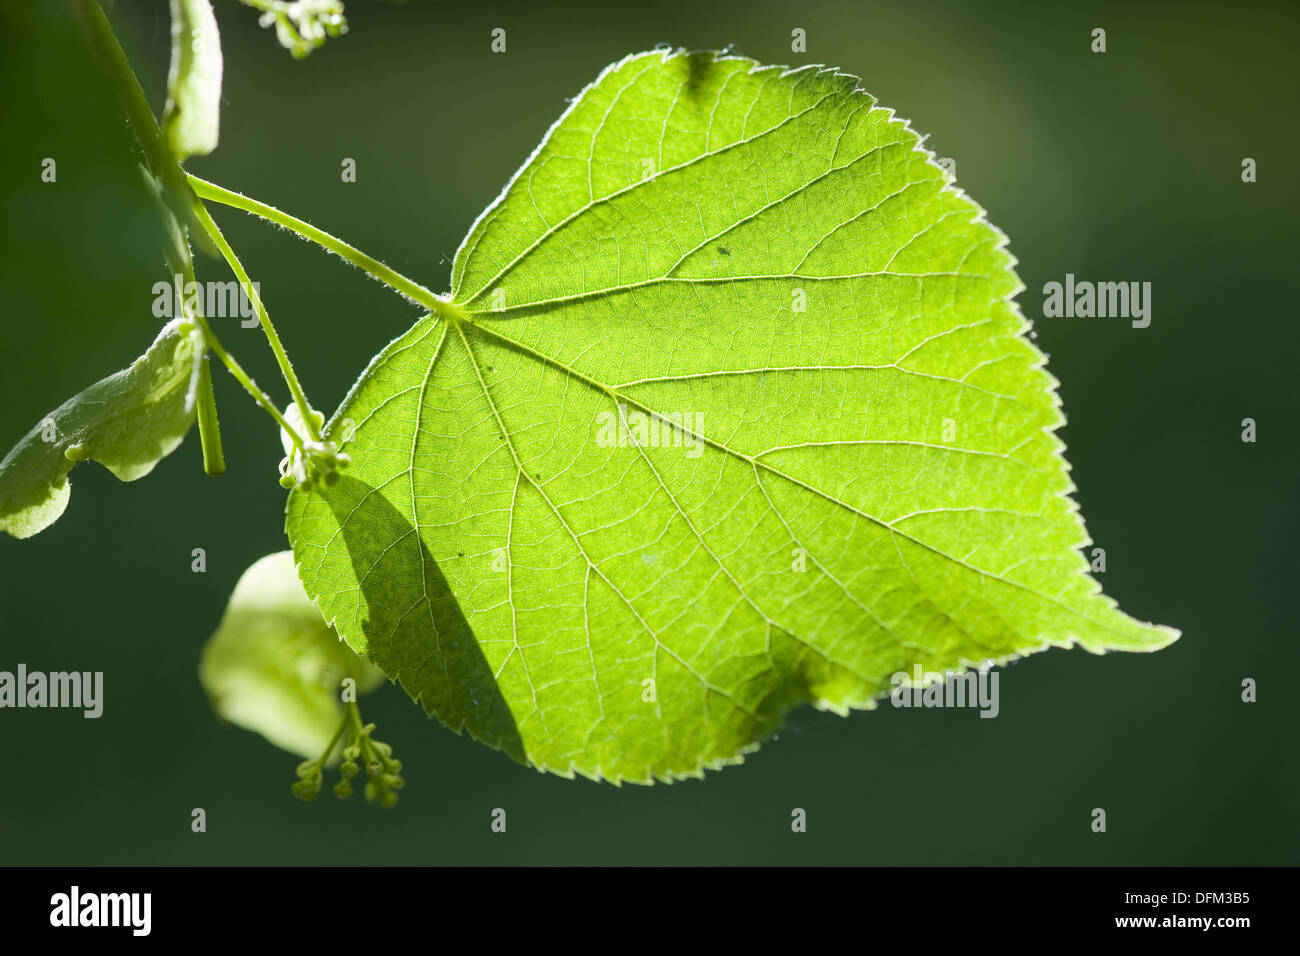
0;317;204;539
162;0;223;160
287;50;1178;783
201;550;385;760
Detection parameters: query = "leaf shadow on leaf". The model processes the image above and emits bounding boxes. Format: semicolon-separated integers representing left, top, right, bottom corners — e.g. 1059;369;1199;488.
320;475;525;764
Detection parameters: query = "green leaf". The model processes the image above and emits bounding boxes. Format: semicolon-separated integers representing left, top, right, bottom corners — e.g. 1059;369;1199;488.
0;318;205;539
162;0;222;160
287;50;1179;783
200;551;385;760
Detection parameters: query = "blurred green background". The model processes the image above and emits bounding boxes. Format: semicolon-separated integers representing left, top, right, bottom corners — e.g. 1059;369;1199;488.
0;0;1295;865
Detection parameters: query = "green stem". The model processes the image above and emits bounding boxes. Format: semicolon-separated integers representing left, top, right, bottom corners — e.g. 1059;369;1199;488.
178;240;305;451
187;174;468;324
85;0;303;448
195;358;226;475
344;699;365;737
85;2;169;177
195;314;306;450
189;200;322;443
319;709;349;768
84;0;218;257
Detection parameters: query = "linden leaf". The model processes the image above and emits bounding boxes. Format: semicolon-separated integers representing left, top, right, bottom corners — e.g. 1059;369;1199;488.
0;318;205;539
200;551;385;760
162;0;223;160
286;50;1179;783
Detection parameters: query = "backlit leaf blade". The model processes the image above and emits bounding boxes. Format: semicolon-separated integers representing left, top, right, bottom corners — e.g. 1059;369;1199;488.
287;50;1178;783
0;317;204;539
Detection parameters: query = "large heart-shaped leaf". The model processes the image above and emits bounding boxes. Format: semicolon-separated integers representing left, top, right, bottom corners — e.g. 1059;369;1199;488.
287;50;1178;783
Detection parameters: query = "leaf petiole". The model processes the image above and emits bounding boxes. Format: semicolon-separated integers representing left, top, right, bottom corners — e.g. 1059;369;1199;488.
187;174;469;325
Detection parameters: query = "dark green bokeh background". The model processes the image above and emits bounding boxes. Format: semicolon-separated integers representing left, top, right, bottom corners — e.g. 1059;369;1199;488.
1;0;1295;864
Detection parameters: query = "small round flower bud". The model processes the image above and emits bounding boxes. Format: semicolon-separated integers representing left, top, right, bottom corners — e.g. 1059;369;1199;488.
292;779;319;802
